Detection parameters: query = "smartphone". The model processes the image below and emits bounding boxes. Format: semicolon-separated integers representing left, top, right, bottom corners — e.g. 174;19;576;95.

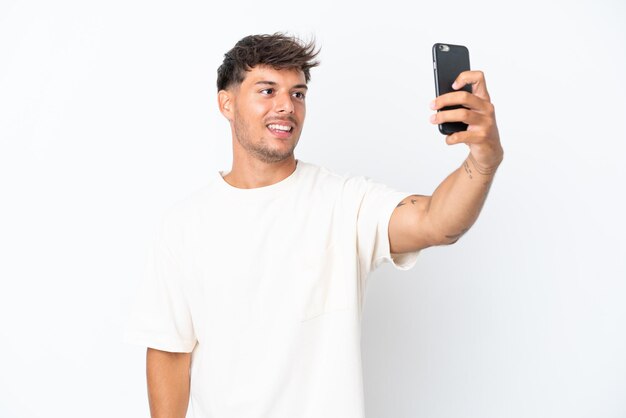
432;43;471;135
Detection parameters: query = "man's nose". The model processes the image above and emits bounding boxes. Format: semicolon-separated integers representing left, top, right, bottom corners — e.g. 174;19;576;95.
274;92;295;114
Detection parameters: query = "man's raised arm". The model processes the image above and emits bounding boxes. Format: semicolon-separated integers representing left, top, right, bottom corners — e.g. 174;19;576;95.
388;70;503;253
427;70;503;244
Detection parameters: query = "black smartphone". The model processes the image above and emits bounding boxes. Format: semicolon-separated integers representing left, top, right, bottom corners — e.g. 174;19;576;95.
432;43;471;135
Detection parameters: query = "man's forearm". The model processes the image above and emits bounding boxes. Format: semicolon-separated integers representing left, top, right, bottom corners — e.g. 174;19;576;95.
146;348;191;418
428;153;501;244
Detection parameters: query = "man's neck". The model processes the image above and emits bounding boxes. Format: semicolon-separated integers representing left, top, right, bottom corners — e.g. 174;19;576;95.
222;158;298;189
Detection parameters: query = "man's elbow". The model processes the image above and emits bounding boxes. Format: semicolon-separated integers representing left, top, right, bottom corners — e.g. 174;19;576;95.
434;227;470;246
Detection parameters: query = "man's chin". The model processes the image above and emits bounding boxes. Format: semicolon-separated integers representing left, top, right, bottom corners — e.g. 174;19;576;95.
251;143;296;163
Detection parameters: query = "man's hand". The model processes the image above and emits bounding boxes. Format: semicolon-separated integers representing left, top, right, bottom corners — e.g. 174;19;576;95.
429;70;504;172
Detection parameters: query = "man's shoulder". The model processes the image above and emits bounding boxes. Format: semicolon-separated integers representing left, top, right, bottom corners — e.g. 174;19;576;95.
300;159;358;184
161;182;214;223
301;161;386;201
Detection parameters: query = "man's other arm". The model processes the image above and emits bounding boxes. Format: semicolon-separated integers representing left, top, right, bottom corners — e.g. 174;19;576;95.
146;347;191;418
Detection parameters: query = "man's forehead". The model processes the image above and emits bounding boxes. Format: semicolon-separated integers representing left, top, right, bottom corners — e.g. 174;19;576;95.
244;65;306;86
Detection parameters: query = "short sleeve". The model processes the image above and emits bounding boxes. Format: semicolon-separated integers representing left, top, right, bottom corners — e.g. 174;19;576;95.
355;176;421;278
123;213;197;353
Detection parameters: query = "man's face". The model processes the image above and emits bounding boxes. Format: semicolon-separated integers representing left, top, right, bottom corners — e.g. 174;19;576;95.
227;65;307;164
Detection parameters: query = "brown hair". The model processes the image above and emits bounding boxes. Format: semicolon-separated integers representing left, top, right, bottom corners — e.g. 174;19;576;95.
217;32;321;92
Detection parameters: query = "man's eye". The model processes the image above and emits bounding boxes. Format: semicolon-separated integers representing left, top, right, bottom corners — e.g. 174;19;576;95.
261;88;273;95
293;92;305;99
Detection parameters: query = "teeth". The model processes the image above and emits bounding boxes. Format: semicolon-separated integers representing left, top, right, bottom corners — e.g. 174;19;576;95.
268;124;292;132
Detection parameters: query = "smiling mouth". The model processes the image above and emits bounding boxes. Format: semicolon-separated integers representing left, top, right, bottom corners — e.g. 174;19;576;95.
266;123;294;138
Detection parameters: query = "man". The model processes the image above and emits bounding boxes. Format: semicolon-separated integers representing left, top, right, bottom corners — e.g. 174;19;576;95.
125;33;503;418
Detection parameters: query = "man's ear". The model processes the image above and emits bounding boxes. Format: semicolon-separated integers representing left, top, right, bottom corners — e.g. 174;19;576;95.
218;90;234;121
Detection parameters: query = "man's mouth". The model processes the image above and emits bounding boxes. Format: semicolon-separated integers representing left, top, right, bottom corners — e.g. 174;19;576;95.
267;123;294;139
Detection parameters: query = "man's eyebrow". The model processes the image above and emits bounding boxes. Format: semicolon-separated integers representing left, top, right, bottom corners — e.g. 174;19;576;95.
254;81;308;90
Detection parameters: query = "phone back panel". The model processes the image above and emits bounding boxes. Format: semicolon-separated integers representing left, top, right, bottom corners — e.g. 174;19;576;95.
432;43;471;134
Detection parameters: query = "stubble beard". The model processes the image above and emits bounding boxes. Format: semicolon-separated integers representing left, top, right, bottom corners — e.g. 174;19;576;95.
233;106;298;164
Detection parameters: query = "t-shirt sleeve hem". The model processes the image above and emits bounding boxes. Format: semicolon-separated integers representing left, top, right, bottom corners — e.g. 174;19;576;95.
390;250;421;270
123;331;196;353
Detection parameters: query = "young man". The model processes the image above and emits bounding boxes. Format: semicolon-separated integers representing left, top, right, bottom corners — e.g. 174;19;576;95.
125;33;503;418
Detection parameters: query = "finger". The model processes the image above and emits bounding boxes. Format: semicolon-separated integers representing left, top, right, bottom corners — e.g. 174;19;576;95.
453;70;491;102
445;127;483;145
432;90;489;113
445;132;468;145
430;107;485;126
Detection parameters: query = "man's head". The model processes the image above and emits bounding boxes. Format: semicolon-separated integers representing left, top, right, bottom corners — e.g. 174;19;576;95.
217;33;320;164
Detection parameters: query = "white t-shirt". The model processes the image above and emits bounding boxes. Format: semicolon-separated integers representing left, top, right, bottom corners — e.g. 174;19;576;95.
124;158;420;418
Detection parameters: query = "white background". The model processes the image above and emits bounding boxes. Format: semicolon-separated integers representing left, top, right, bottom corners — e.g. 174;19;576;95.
1;0;625;417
